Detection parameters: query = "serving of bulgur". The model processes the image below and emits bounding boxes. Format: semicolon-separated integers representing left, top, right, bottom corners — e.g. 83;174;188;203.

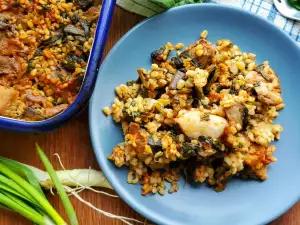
0;0;100;120
104;31;284;195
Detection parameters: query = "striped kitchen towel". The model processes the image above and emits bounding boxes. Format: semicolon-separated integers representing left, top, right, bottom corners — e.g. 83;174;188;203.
116;0;300;43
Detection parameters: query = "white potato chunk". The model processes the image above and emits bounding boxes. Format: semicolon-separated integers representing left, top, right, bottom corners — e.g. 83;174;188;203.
175;110;228;139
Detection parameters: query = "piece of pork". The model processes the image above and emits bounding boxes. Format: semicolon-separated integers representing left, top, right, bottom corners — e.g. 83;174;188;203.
186;39;217;69
0;55;20;75
0;85;18;114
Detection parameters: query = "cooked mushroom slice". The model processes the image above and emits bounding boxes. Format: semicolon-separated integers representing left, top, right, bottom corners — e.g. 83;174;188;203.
225;103;248;130
0;19;9;30
203;65;217;94
39;30;63;48
75;0;94;10
23;107;45;121
63;24;85;36
256;64;271;81
148;136;162;154
151;46;166;62
26;92;46;103
180;142;198;159
61;53;84;72
175;110;228;139
169;69;186;90
170;56;183;69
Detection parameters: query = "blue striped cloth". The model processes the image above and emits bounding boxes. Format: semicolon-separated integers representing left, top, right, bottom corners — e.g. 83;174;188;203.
227;0;300;43
117;0;300;43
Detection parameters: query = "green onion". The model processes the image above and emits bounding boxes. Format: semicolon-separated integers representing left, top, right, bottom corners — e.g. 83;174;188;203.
0;174;39;205
36;144;79;225
0;162;66;225
0;157;45;197
0;191;46;225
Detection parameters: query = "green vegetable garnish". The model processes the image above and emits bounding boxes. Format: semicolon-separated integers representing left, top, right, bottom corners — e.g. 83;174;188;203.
0;161;66;225
151;0;205;9
288;0;300;10
36;144;79;225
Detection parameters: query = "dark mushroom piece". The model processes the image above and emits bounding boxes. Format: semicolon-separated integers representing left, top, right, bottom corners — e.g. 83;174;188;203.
63;24;85;36
61;53;84;72
256;64;271;81
75;0;94;10
170;56;183;69
225;103;248;130
0;19;10;31
169;69;186;90
80;21;90;37
70;13;80;24
137;68;147;85
150;46;166;62
203;65;217;94
39;30;63;48
180;142;199;159
148;136;162;154
23;107;45;121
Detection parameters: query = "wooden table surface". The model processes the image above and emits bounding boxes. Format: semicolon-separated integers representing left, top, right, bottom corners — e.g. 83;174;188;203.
0;6;299;225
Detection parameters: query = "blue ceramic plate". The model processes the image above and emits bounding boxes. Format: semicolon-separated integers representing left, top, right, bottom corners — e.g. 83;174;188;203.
90;4;300;225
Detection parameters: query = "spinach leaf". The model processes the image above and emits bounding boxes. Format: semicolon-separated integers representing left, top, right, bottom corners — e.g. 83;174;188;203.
151;0;205;9
288;0;300;10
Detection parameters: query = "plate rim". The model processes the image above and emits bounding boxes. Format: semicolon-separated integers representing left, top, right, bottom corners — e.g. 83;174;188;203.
89;3;300;225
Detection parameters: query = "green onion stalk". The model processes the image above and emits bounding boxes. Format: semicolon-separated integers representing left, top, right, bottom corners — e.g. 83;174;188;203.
0;145;143;225
0;144;113;225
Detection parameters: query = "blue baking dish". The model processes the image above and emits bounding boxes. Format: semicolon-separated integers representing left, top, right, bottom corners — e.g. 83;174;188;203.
0;0;116;132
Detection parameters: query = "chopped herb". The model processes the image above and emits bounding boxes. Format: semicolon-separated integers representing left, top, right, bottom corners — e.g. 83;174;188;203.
70;14;80;24
41;5;51;12
39;30;63;48
170;124;181;135
201;113;210;121
61;11;68;18
180;143;200;158
148;136;162;153
237;143;243;148
61;53;84;72
198;136;212;145
126;80;136;86
216;85;226;93
229;88;239;95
